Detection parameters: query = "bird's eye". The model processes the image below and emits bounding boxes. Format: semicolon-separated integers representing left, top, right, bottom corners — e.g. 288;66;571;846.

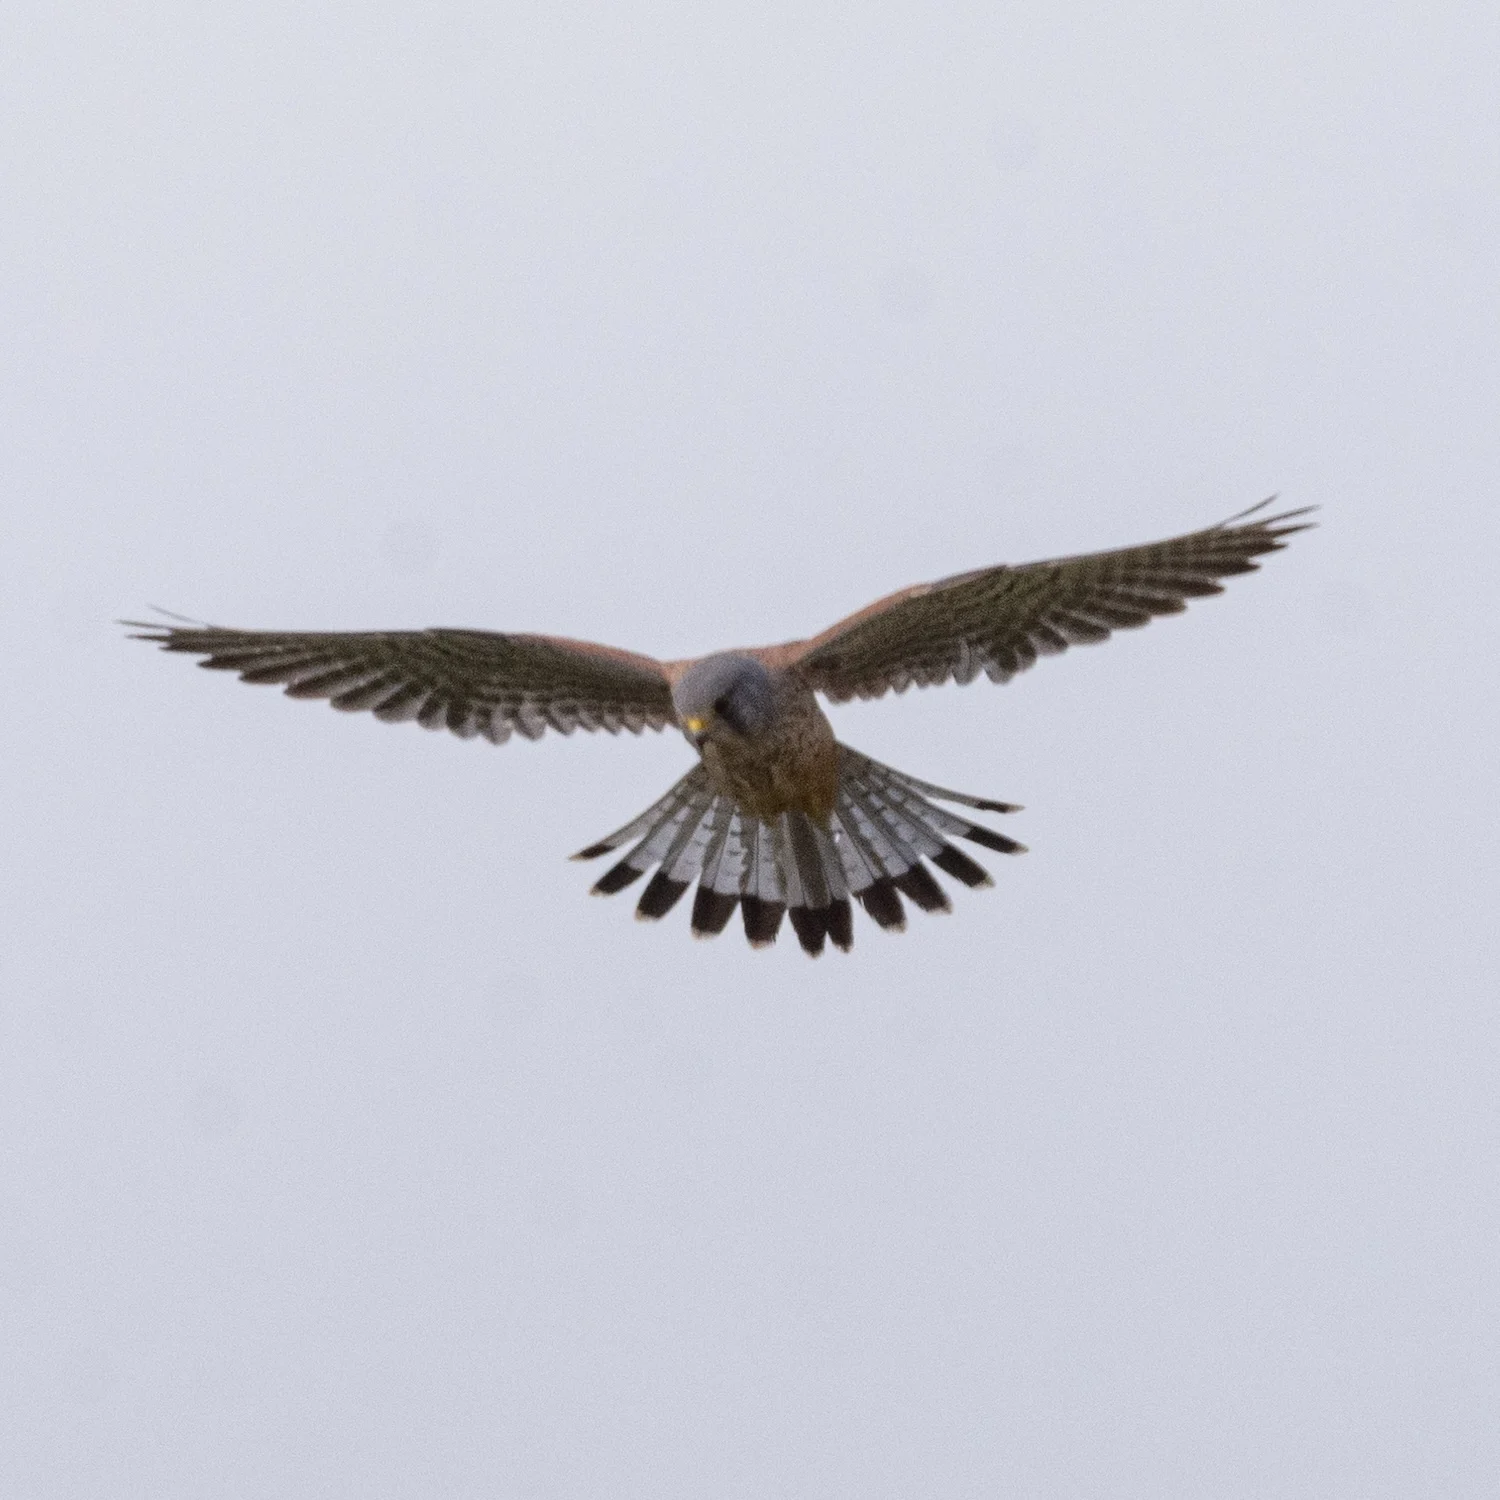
713;695;729;714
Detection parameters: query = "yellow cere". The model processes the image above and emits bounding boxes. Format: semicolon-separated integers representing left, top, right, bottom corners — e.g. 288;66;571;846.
684;716;708;734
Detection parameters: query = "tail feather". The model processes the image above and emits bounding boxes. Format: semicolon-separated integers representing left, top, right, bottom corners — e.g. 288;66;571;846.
697;801;740;894
809;820;854;954
591;859;649;896
571;766;712;861
931;843;993;888
836;785;914;878
886;768;1023;816
811;820;849;903
740;820;785;947
893;862;951;913
787;904;828;957
850;751;1027;843
826;895;854;950
777;814;831;910
691;802;742;938
636;869;691;919
841;777;940;868
634;785;713;872
741;894;786;948
637;777;732;923
744;818;781;907
573;745;1024;953
961;823;1026;855
775;813;854;956
691;884;739;937
857;877;907;931
828;804;880;891
843;750;1029;866
851;758;981;848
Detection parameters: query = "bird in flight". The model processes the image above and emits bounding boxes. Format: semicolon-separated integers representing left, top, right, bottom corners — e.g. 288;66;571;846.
129;501;1310;956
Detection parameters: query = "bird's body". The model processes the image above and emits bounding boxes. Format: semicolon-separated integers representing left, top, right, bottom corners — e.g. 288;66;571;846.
129;501;1311;955
687;665;839;824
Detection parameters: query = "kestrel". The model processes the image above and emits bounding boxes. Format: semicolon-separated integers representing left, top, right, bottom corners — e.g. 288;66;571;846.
129;501;1310;955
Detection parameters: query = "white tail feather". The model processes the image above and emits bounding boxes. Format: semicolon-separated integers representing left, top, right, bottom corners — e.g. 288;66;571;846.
575;744;1022;952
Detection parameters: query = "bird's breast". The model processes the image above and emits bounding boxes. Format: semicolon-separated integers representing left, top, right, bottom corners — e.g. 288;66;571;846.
700;693;839;823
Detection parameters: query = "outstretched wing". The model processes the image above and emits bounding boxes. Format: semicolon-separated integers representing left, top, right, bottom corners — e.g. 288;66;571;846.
127;621;677;742
772;501;1313;703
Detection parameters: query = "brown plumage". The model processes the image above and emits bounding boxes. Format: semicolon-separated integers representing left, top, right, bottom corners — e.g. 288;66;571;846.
128;500;1311;955
694;673;840;823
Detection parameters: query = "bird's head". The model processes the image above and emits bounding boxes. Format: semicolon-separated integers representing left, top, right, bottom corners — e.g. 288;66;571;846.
672;654;776;749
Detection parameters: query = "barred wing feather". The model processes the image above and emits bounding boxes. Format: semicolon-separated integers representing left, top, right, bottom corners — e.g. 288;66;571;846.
127;622;676;743
784;501;1313;703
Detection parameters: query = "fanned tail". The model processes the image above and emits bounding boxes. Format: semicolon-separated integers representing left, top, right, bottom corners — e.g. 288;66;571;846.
830;747;1025;936
572;746;1025;955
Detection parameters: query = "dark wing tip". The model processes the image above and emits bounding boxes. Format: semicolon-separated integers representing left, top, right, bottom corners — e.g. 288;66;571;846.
691;886;739;938
741;896;786;949
826;897;854;952
635;872;689;921
122;624;183;646
892;862;951;914
121;605;210;632
931;844;993;888
121;607;222;645
572;840;618;862
962;823;1028;855
591;859;647;896
788;906;828;957
1218;497;1319;541
857;878;907;933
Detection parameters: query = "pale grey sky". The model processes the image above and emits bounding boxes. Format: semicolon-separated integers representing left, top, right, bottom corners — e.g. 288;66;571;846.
4;3;1498;1496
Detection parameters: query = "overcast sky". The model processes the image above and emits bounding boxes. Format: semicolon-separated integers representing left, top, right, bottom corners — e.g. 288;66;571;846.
4;3;1498;1496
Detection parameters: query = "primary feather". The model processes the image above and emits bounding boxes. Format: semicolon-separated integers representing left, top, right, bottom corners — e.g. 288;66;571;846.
123;624;675;743
772;500;1312;702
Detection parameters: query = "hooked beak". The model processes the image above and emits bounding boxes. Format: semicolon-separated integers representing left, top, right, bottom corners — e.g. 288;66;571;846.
683;714;709;748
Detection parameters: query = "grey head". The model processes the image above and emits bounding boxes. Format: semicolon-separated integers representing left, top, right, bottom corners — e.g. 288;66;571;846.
672;653;777;748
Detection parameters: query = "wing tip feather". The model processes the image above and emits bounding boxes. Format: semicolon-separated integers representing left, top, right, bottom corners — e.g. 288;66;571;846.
791;498;1314;704
572;841;616;862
